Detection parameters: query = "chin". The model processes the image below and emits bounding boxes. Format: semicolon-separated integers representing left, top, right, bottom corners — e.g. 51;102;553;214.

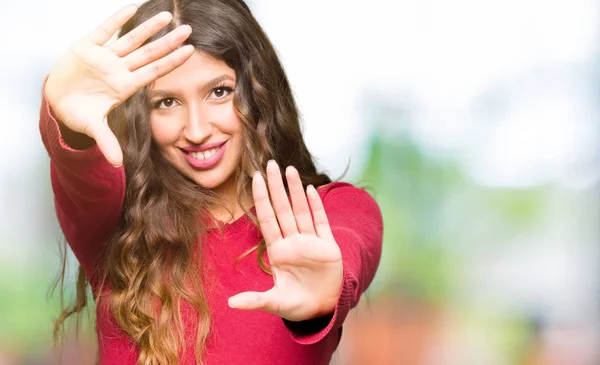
169;154;237;193
188;170;232;192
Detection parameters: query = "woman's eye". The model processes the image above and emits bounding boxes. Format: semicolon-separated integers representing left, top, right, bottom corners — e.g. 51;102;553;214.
210;87;234;100
154;98;177;109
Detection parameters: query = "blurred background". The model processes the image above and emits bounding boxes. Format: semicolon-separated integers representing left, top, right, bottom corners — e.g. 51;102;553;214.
0;0;598;364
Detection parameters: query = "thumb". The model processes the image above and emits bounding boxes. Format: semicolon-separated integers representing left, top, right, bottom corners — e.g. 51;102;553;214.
228;289;280;314
85;119;123;167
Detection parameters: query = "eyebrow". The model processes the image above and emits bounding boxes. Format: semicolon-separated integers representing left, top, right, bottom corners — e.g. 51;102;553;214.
207;74;235;87
148;74;236;99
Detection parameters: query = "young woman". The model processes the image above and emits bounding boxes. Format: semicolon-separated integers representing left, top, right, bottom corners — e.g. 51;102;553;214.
40;0;383;364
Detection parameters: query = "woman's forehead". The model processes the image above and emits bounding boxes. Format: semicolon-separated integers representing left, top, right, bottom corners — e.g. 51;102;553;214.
151;51;236;92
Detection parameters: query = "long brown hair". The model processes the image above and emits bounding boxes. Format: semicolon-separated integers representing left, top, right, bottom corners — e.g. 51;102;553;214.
53;0;331;364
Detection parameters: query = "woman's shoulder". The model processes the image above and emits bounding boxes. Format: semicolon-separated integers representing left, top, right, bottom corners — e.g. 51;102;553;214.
315;181;383;230
316;181;378;206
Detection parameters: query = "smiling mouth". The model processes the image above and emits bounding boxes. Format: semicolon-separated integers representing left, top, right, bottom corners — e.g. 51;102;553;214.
188;147;220;161
181;141;228;169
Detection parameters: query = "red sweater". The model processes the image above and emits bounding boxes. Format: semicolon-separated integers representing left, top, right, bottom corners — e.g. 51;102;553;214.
39;93;383;365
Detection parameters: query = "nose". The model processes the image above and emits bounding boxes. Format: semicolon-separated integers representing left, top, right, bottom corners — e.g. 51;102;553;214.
183;103;212;144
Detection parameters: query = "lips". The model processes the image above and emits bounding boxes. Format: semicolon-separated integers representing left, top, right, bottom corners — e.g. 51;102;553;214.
181;140;228;169
181;141;227;152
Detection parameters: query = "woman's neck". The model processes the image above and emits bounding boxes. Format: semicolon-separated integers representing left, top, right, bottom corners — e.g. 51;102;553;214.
208;189;253;224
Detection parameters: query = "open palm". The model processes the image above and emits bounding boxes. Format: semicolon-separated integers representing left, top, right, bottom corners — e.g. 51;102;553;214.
45;6;194;166
228;161;343;322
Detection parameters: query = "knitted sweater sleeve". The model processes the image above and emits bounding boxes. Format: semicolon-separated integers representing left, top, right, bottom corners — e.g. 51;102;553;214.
39;85;126;281
283;182;384;344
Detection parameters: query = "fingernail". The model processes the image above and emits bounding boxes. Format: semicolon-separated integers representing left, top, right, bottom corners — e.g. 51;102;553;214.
228;298;236;308
252;170;261;178
160;11;173;19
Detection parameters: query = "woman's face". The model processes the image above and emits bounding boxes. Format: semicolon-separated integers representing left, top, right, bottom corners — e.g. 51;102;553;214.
149;51;243;197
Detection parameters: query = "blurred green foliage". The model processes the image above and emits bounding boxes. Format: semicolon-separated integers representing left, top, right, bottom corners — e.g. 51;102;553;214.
358;125;547;305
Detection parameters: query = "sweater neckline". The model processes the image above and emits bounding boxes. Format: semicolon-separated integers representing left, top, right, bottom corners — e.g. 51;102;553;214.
205;207;258;237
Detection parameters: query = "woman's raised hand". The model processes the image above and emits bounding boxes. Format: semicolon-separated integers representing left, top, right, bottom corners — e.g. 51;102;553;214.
45;5;195;167
228;161;344;322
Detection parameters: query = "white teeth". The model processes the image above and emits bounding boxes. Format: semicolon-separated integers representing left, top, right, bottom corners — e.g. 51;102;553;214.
190;147;219;160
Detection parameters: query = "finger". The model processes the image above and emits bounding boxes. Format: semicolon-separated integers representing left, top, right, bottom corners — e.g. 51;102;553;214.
86;5;138;46
110;11;173;57
124;24;192;71
131;44;195;89
266;160;298;237
84;119;123;167
286;166;316;235
306;185;334;240
253;171;283;245
228;289;281;315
